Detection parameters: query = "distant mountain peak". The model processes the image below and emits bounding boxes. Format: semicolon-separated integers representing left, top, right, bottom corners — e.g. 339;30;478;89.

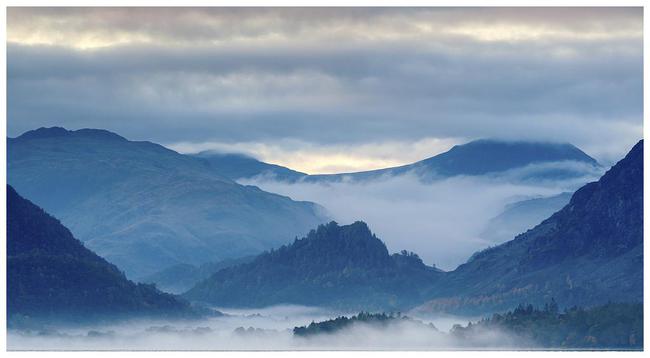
15;127;126;141
414;138;599;177
436;138;598;165
15;126;70;140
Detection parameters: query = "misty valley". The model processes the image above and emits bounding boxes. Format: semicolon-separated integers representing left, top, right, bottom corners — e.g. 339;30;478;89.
6;127;643;351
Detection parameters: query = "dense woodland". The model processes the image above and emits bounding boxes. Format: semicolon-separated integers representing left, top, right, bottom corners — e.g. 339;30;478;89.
293;312;419;337
453;302;643;350
293;302;642;350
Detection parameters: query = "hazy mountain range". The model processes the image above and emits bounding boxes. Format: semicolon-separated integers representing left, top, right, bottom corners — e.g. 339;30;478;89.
8;128;643;313
8;127;328;278
480;192;573;243
6;130;642;325
8;127;603;280
195;139;602;184
183;140;643;314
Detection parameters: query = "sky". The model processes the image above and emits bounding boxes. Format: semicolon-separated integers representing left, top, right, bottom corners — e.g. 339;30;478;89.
7;7;643;173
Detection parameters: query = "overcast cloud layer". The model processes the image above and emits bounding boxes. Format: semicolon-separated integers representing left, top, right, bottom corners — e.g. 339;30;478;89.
7;7;643;172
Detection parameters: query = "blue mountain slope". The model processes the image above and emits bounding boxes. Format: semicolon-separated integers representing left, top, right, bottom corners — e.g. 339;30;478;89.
7;185;197;325
480;192;573;243
7;127;328;277
416;140;643;315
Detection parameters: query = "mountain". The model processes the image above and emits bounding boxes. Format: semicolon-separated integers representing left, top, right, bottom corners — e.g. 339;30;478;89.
193;151;306;181
182;140;601;185
480;192;573;243
139;255;256;294
415;140;643;315
304;139;600;183
7;185;197;325
183;221;443;310
183;140;641;314
7;127;328;277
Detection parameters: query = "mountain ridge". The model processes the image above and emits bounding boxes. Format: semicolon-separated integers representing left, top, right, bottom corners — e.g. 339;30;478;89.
8;127;328;278
187;139;601;183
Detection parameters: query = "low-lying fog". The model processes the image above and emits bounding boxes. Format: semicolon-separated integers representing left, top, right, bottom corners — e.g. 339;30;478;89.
243;164;601;270
8;305;526;351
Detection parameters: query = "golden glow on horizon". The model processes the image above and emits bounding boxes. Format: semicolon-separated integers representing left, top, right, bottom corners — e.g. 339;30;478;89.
167;137;461;175
7;8;642;50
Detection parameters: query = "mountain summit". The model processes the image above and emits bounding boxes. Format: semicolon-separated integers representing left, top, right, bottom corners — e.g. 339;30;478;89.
306;139;600;182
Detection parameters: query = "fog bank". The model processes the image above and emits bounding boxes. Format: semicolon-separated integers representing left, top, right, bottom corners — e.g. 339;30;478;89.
8;305;523;351
242;167;600;270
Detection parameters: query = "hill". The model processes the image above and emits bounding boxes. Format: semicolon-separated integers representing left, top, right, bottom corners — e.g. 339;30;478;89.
7;127;328;277
304;139;600;183
7;185;198;326
416;140;643;315
183;221;442;310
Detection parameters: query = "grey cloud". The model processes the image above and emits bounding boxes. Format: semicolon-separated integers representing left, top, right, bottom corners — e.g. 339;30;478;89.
7;7;643;164
8;7;641;45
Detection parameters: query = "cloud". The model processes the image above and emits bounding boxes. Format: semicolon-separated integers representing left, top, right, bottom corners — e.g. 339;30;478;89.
7;7;643;170
7;8;642;48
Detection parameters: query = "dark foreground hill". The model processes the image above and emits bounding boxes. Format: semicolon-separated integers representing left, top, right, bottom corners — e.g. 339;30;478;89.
7;127;327;277
416;140;643;315
7;185;199;326
183;221;443;310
